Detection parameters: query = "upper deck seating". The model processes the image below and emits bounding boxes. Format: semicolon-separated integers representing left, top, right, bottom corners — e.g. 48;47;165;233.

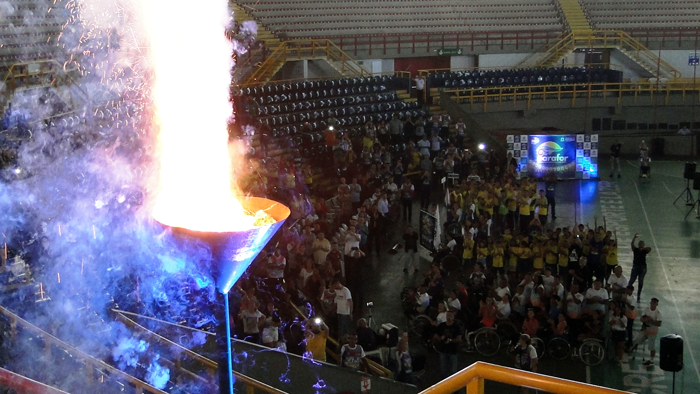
235;0;566;39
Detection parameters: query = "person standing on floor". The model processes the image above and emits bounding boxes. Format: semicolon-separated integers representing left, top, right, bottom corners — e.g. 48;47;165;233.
630;297;662;367
400;178;415;223
402;225;419;273
609;139;623;178
433;311;462;379
629;233;651;300
545;173;557;220
332;278;353;339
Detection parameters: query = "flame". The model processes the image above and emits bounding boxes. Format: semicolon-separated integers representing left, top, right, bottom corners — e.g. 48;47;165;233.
143;0;259;232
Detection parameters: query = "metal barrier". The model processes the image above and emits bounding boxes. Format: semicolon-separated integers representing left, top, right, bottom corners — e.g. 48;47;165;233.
0;305;169;394
112;309;289;394
419;361;632;394
445;79;700;111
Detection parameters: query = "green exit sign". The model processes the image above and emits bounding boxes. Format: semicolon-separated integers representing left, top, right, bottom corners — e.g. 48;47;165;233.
437;48;463;56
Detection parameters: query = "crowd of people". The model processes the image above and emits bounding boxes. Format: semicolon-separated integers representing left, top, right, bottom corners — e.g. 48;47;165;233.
231;103;665;386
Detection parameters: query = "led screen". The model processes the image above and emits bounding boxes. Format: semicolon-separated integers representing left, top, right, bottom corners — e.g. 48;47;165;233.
507;134;598;179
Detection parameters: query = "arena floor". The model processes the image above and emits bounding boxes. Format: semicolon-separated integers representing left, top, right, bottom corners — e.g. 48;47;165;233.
358;158;700;393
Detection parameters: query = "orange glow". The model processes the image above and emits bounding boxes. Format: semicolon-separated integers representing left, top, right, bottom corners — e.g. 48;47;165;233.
143;0;260;232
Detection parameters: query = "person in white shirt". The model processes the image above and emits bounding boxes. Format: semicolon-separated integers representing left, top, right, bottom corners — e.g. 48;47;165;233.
417;135;431;157
496;278;511;299
609;304;628;364
631;297;662;366
312;232;331;265
542;267;555;294
585;280;609;313
606;265;628;297
551;275;565;300
566;283;585;320
447;290;462;312
623;285;637;349
344;226;361;255
496;294;511;319
333;279;353;338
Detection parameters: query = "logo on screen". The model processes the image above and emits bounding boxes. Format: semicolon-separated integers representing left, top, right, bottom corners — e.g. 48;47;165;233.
536;141;568;162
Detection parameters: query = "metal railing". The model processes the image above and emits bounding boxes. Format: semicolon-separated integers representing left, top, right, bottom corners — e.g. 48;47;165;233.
419;361;631;394
445;79;700;111
112;309;289;394
0;305;169;394
243;39;372;86
417;62;620;79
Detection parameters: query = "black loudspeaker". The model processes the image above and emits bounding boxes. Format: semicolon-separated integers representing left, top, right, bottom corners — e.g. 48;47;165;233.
660;334;684;372
685;162;697;179
693;173;700;190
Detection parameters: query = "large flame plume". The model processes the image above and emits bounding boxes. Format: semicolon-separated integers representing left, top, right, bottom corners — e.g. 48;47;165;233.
145;0;255;232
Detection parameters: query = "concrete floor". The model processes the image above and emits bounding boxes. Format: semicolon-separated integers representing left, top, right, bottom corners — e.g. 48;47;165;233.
356;158;700;394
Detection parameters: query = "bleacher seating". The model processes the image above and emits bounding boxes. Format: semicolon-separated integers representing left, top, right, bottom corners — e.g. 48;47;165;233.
236;75;420;160
429;66;622;92
234;0;566;38
0;0;70;69
580;0;700;31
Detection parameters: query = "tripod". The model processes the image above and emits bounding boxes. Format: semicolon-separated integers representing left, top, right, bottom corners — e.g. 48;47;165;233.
366;303;378;331
685;190;700;219
674;178;695;206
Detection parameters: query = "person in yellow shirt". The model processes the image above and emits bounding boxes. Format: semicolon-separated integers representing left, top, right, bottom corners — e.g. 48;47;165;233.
462;232;475;267
491;241;505;277
604;230;619;283
557;245;569;285
536;190;548;224
532;241;545;271
518;194;532;234
305;319;329;362
476;240;490;268
508;239;521;276
517;240;532;280
545;240;558;272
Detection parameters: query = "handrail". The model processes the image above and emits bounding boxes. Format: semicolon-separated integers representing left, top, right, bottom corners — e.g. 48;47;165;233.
0;305;168;394
515;32;574;68
0;367;70;394
111;309;289;394
2;59;88;102
418;62;619;78
287;302;393;378
242;39;372;86
445;80;700;111
419;361;632;394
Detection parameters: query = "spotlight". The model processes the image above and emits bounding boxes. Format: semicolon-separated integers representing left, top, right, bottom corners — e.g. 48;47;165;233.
478;143;486;150
328;125;334;131
13;168;21;174
314;317;322;325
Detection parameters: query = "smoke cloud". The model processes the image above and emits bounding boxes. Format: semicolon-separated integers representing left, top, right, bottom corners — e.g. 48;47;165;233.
0;0;265;392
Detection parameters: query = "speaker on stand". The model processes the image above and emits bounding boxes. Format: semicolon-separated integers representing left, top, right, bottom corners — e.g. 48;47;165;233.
660;334;683;394
674;162;696;206
684;173;700;219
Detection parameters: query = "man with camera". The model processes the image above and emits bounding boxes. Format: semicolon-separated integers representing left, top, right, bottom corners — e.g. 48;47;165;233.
630;297;662;366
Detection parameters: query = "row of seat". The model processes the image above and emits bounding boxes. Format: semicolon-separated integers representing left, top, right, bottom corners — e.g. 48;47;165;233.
238;0;554;6
254;8;557;17
432;67;623;89
254;92;400;116
580;0;700;30
258;101;421;129
248;86;395;106
279;23;564;36
237;75;409;98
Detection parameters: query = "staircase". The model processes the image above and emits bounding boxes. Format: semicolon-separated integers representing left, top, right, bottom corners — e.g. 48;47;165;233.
515;31;681;79
242;39;371;86
556;0;592;35
231;2;281;49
